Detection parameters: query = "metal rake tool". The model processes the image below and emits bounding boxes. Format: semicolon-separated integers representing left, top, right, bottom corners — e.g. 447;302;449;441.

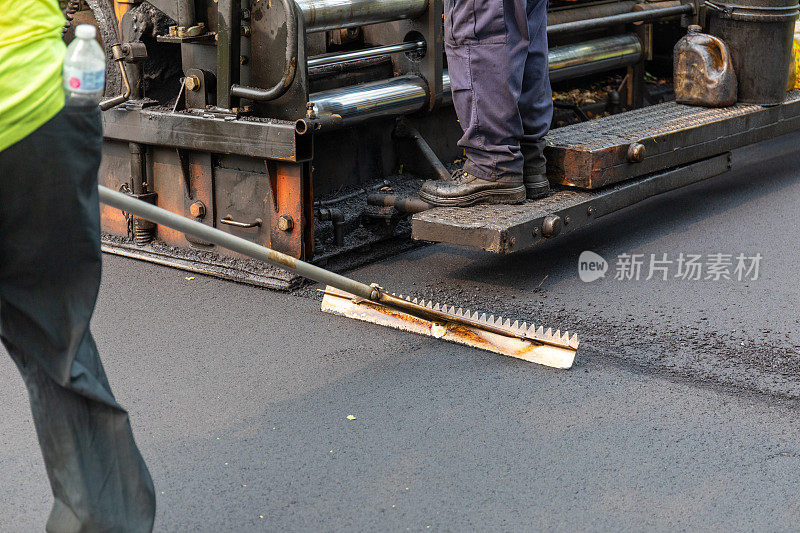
99;185;579;368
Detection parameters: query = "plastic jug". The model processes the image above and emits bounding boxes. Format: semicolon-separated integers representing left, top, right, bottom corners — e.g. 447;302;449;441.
674;25;737;107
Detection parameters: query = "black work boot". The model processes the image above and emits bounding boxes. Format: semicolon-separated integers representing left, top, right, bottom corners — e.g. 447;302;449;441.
524;172;550;200
521;139;551;200
419;169;526;207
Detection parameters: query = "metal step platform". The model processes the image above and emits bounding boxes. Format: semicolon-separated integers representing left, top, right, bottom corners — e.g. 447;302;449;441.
412;92;800;254
412;155;731;254
546;91;800;189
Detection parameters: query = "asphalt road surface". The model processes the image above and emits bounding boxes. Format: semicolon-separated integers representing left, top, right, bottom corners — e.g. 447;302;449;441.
2;133;800;531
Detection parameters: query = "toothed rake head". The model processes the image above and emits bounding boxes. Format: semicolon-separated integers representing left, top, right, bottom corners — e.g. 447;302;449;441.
403;295;579;351
379;291;579;350
321;286;578;369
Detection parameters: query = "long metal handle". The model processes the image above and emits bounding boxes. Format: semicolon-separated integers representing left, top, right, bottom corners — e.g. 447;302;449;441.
98;185;376;299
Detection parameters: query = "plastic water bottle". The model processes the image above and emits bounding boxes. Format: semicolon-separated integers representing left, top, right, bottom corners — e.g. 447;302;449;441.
63;24;106;106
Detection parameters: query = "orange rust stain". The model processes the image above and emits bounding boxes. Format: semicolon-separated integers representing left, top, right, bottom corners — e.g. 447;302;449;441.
447;324;488;345
364;303;432;327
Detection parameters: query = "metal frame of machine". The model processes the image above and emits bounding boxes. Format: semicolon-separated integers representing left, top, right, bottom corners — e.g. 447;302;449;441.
73;0;787;287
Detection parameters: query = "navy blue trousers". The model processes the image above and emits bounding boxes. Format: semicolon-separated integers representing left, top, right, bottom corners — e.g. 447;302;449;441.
0;107;155;532
445;0;553;181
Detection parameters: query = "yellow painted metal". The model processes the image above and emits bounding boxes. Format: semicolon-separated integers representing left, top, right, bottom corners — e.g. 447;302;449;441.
113;0;132;34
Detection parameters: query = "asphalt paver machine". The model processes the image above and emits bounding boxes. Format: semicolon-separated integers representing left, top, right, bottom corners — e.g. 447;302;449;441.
67;0;800;289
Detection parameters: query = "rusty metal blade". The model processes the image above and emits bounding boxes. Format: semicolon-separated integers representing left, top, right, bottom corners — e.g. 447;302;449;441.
321;287;576;369
375;291;579;351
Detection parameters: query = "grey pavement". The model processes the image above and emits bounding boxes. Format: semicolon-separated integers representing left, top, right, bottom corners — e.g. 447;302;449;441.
2;133;800;531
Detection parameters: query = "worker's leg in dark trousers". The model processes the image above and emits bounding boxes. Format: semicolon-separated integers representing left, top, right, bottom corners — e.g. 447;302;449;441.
444;0;553;181
0;106;156;533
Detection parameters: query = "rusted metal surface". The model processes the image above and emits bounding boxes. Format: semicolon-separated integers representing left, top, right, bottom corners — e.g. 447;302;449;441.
99;141;134;237
266;161;314;259
412;154;731;254
100;184;377;298
102;107;311;161
545;90;800;189
143;148;211;248
214;166;273;252
101;236;303;290
321;287;577;368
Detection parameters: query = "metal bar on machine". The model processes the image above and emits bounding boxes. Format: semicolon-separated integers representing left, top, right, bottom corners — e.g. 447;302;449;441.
307;41;426;69
549;34;642;83
310;35;643;124
216;0;241;108
296;0;429;33
311;74;429;125
547;3;693;35
547;1;638;25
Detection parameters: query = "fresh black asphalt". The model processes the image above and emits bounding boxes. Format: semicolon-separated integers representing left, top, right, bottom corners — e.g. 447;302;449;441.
2;133;799;531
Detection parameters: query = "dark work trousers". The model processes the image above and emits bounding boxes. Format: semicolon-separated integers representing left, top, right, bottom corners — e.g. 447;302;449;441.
0;106;156;533
445;0;553;181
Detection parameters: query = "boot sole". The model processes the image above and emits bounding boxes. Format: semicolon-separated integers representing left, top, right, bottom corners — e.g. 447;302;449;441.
525;182;551;200
419;185;526;207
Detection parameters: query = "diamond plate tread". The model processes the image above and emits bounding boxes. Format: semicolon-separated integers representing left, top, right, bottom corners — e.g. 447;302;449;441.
545;90;800;188
547;101;762;151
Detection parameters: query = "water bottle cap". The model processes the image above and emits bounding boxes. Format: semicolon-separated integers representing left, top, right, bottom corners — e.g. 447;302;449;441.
75;24;97;40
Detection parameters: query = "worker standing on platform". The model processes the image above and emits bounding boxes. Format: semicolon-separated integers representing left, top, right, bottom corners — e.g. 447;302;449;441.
0;2;155;531
419;0;553;206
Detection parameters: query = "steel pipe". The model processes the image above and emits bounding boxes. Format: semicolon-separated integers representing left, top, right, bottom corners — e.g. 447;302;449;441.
547;1;637;26
310;74;429;125
394;119;451;181
310;35;641;124
549;34;642;83
547;3;693;35
308;41;426;68
296;0;428;33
